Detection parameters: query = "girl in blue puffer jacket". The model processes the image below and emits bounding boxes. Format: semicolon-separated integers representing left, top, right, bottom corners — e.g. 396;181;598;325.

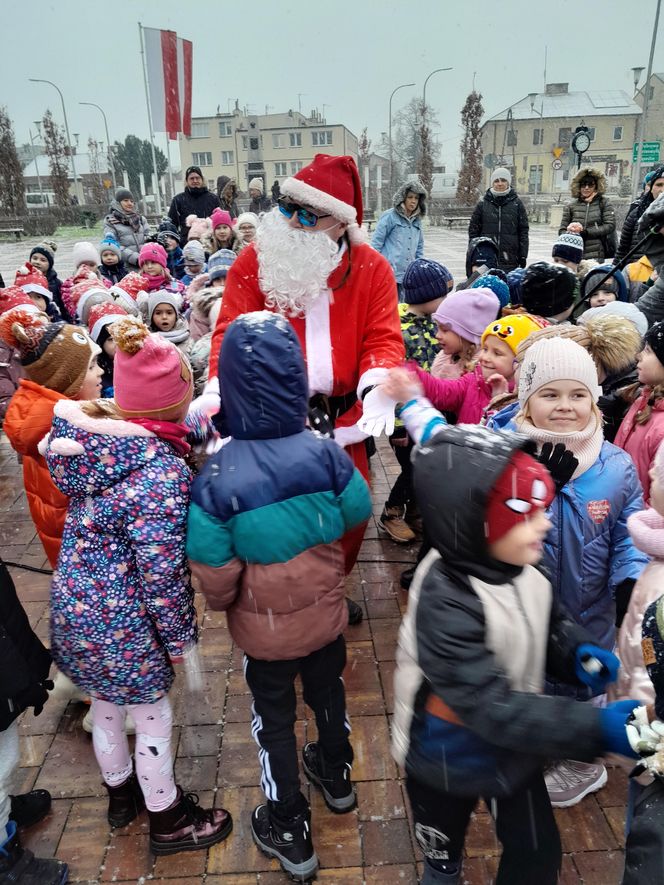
513;336;647;808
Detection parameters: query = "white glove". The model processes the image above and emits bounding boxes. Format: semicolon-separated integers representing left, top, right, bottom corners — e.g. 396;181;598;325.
356;387;397;438
188;377;220;419
626;705;664;774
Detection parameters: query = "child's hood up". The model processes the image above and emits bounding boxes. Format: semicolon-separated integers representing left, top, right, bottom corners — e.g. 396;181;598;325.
41;399;181;497
216;310;308;440
413;424;539;584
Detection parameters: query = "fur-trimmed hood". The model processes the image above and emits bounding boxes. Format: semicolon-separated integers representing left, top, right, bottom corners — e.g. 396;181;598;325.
570;167;607;199
393;179;426;217
582;311;643;376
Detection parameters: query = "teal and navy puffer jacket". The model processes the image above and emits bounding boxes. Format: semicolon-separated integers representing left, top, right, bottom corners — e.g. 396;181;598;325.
187;311;372;661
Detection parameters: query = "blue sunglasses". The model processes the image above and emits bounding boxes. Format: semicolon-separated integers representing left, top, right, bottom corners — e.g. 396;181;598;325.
278;198;331;228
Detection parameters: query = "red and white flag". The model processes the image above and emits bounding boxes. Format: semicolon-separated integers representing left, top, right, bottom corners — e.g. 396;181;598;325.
142;27;192;139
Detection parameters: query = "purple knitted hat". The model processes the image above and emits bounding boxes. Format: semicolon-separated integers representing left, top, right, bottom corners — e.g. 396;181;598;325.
432;287;501;345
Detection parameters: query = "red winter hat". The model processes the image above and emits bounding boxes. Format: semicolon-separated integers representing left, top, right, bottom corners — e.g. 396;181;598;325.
0;286;36;315
87;301;128;343
484;449;555;544
14;263;51;300
138;242;168;269
114;272;148;301
281;154;364;240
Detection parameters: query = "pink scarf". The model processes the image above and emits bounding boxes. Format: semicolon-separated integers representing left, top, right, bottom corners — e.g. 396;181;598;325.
141;272;169;292
127;417;190;455
627;508;664;559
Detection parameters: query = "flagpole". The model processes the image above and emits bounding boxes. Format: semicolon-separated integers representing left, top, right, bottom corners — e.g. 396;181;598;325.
165;137;175;202
138;21;163;216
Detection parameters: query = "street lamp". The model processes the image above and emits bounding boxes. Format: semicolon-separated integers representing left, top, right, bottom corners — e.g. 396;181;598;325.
28;128;44;204
632;0;662;199
422;68;453;122
528;92;545;205
29;78;81;203
80;101;118;191
389;82;415;192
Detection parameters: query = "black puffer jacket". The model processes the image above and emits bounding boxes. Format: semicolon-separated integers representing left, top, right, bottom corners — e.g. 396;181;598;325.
468;190;529;272
392;425;606;798
616;195;651;265
0;560;51;731
168;187;221;242
635;194;664;325
559;168;616;262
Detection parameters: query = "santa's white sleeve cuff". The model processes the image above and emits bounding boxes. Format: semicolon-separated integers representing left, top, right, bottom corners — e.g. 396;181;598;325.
356;367;390;399
203;376;220;397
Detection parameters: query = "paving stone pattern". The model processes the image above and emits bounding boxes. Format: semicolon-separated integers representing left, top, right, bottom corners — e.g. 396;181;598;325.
0;426;630;884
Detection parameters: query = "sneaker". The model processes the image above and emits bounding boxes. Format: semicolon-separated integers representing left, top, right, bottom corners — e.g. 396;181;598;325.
346;597;363;626
378;506;416;544
9;790;52;828
302;742;356;813
545;760;607;807
251;803;318;882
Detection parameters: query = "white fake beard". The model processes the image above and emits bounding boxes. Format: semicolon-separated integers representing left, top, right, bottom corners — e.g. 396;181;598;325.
256;208;343;317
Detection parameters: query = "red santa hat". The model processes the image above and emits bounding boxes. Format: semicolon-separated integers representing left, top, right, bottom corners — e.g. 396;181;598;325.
87;301;129;343
14;262;51;301
0;286;39;316
280;154;365;244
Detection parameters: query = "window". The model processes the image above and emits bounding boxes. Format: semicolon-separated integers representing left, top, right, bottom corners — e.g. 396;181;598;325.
191;122;209;138
613;126;624;142
649;85;655;100
586;127;596;142
528;165;543;194
312;130;333;146
289;132;302;147
218;121;232;137
532;128;544;146
272;133;287;149
290;161;303;174
558;127;571;147
274;162;288;176
242;135;248;150
191;152;212;166
506;130;517;147
250;136;259;151
221;151;234;165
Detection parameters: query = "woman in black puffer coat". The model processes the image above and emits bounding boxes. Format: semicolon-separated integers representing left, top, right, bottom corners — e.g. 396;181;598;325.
615;165;664;264
559;167;616;262
468;167;529;272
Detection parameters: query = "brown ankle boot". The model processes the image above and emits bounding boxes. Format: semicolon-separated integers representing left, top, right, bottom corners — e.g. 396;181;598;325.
148;787;233;855
104;772;145;828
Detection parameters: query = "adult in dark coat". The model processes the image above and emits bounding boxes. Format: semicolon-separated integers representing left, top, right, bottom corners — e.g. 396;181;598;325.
248;177;272;214
468;167;529;272
216;175;239;218
168;166;221;243
559;167;616;262
615;165;664;264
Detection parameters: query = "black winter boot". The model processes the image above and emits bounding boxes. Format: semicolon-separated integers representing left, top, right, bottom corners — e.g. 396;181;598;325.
104;772;145;828
0;821;68;884
302;741;356;813
345;597;363;625
251;802;318;882
10;789;52;828
148;787;232;855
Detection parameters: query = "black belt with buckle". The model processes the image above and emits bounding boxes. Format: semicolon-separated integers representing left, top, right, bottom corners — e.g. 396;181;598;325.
308;391;357;438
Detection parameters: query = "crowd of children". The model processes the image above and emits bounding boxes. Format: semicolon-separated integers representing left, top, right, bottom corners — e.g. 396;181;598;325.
4;197;664;885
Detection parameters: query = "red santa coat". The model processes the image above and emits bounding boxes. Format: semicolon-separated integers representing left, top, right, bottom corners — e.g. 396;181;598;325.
209;239;404;571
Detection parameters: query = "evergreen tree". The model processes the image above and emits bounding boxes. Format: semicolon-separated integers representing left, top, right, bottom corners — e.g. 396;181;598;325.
0;106;26;216
113;135;167;198
42;110;71;208
456;91;484;207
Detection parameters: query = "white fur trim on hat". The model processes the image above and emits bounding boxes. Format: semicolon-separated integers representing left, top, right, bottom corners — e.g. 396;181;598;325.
518;337;602;406
76;287;111;323
280;176;357;225
109;286;142;317
20;283;52;302
90;312;127;343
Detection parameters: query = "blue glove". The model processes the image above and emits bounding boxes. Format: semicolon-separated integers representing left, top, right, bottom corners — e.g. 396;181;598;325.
599;700;641;758
575;644;620;693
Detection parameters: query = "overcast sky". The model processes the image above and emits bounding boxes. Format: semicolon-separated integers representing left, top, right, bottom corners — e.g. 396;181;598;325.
2;0;664;173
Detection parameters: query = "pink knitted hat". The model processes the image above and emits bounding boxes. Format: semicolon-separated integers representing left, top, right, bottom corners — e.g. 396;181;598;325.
111;316;193;419
138;243;168;270
432;287;501;346
210;208;233;230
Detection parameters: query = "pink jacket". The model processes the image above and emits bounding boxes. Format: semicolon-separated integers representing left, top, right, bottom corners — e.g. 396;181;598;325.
614;390;664;504
413;363;493;424
611;508;662;708
431;350;468;380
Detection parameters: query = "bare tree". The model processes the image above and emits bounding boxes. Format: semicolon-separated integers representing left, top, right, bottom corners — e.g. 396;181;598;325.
358;127;372;207
42;110;70;207
87;138;107;205
393;98;440;184
0;107;26;216
456;91;484;207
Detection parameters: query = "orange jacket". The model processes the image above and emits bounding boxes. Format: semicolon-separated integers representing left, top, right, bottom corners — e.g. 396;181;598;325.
3;380;69;567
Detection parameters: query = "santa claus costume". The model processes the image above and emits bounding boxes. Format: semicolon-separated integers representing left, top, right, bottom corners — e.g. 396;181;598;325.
207;154;404;572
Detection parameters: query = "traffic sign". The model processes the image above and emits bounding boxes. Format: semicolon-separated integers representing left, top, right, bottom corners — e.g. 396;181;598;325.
633;142;661;163
552;159;563;170
552;147;563;159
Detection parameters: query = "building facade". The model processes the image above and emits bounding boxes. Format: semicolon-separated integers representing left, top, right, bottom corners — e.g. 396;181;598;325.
178;105;358;195
635;72;664;156
480;83;641;198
